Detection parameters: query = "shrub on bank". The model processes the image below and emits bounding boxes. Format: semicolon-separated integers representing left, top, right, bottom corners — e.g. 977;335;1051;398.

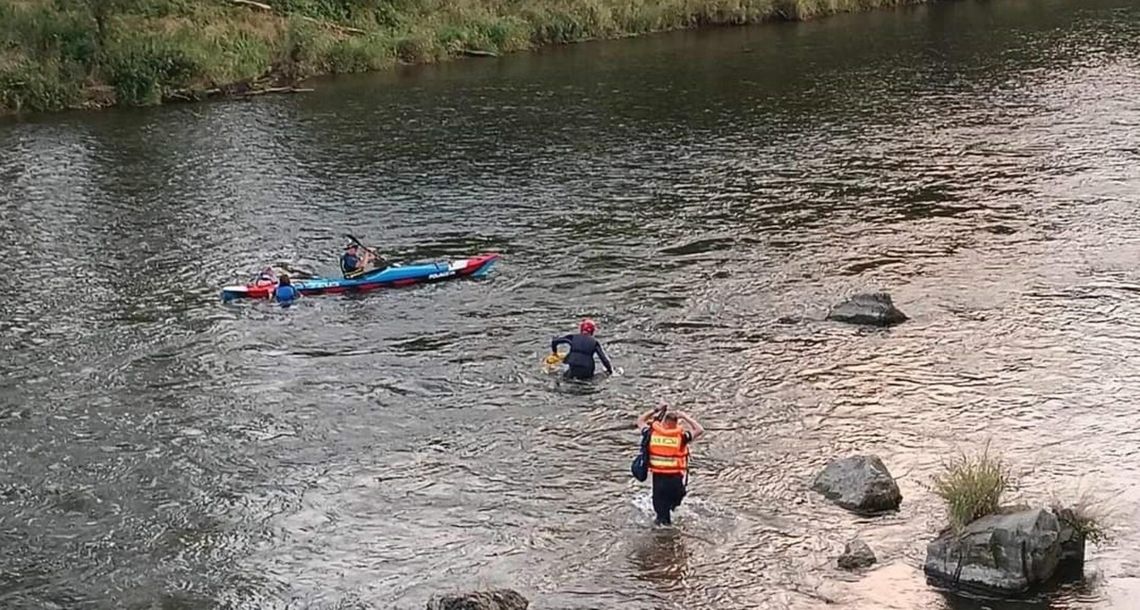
325;34;396;73
104;32;204;105
0;2;94;111
1;0;935;114
0;61;83;112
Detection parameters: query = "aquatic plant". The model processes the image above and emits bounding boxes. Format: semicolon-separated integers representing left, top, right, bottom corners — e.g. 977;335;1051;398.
930;442;1012;531
1050;486;1114;545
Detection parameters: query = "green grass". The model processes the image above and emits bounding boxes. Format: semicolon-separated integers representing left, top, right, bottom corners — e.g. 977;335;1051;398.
931;443;1012;532
931;446;1115;546
1050;487;1114;545
0;0;935;114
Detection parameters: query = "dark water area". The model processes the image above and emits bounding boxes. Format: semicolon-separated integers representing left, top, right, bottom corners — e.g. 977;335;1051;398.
2;1;1140;608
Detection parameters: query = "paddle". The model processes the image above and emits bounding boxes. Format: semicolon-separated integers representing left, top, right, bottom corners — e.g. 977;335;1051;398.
344;233;388;268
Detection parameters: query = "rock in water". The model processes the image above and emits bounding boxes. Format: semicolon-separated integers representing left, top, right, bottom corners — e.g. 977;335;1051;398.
837;539;877;570
827;292;908;327
1052;507;1088;567
426;590;528;610
924;508;1062;595
812;455;902;513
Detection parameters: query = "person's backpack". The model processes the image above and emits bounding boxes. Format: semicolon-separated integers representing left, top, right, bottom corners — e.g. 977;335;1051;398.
630;427;651;482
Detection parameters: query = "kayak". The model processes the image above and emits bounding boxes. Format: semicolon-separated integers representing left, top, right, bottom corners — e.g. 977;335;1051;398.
220;253;500;301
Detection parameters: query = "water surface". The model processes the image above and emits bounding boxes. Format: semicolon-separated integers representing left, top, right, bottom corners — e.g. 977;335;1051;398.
2;1;1140;608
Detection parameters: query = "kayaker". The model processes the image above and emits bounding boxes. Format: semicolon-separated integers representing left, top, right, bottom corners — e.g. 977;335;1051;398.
551;319;613;380
273;274;299;303
254;266;276;287
636;406;704;526
340;244;373;279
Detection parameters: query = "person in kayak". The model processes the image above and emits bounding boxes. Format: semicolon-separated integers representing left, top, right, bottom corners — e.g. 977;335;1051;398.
273;274;299;303
254;266;276;287
636;405;704;526
551;319;613;380
340;244;374;279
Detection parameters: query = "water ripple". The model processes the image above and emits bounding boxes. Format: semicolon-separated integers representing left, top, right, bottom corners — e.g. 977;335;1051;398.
2;1;1140;609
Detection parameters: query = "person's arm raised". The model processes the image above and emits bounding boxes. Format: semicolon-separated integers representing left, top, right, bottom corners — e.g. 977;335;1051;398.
636;406;663;430
675;411;705;441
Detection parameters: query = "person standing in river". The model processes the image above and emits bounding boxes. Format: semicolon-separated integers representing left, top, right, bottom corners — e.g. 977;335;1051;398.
636;406;704;526
551;319;613;380
273;274;299;303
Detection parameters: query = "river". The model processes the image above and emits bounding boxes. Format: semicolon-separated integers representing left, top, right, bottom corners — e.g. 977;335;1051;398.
2;1;1139;608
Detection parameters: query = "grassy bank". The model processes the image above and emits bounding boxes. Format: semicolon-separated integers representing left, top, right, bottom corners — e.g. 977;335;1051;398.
1;0;929;114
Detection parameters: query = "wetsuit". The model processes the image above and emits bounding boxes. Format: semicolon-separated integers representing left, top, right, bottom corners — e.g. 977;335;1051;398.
645;426;691;526
551;333;612;380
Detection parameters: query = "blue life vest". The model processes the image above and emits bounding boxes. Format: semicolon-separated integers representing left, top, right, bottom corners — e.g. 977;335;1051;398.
274;284;298;302
341;253;360;276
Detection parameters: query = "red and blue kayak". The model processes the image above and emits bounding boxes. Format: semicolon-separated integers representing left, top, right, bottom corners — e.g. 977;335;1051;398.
221;253;500;301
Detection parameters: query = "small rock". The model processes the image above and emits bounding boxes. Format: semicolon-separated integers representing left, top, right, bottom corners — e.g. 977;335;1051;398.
827;292;908;327
426;589;528;610
812;455;902;513
924;508;1061;595
837;538;877;570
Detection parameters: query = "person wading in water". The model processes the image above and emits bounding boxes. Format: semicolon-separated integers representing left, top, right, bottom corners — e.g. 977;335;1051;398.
636;405;704;526
550;318;613;380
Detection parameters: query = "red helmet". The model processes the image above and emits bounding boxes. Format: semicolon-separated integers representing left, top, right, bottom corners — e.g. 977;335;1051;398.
579;319;597;335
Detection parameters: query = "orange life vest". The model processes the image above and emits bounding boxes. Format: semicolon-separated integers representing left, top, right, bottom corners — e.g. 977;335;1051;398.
648;422;688;475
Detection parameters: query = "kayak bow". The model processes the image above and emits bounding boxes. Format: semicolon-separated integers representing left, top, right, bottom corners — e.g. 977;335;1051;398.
220;253;500;301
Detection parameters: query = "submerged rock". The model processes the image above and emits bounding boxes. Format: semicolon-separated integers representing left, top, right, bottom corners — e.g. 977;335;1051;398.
812;455;902;513
837;539;877;570
924;508;1061;595
426;590;528;610
827;292;908;327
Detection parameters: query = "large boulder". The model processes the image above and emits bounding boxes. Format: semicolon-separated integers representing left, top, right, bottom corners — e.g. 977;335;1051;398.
812;455;902;513
924;508;1061;595
426;590;528;610
827;292;908;327
837;538;877;570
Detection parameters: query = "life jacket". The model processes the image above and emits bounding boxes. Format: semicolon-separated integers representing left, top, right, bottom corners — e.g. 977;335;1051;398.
274;284;298;301
341;253;362;278
648;422;688;475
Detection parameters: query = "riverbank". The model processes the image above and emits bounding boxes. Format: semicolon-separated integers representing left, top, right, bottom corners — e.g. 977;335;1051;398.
1;0;932;115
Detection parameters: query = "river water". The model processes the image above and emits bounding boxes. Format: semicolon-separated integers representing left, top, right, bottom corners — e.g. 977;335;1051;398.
2;1;1140;608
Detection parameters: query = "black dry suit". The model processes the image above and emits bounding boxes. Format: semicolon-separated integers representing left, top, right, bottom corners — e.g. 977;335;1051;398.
551;333;612;380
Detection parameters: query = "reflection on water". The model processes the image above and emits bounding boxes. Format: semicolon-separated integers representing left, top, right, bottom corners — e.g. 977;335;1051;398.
2;0;1140;608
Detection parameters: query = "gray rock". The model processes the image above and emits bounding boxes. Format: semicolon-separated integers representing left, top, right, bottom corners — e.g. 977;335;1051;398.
827;292;908;327
1052;507;1088;567
427;590;528;610
812;455;902;513
924;508;1061;595
837;539;877;570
